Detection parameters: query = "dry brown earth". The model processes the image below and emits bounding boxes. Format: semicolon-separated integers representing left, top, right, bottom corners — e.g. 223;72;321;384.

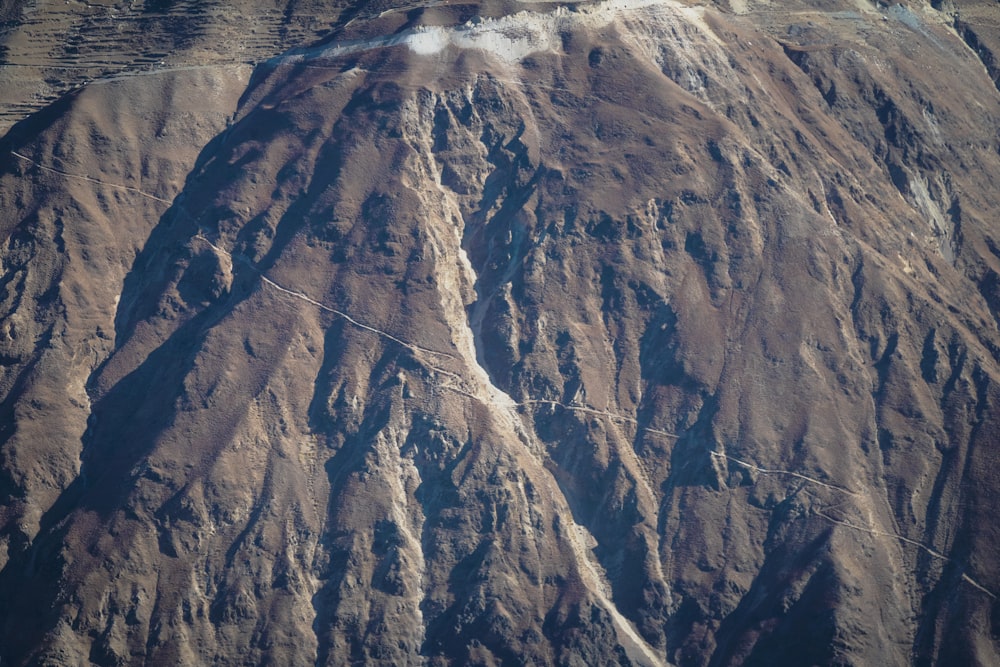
1;1;999;665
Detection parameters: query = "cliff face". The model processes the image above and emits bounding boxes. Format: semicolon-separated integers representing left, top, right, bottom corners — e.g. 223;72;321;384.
1;1;999;665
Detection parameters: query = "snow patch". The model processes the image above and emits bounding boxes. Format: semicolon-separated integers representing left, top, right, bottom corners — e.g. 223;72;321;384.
403;12;560;63
406;26;450;55
291;0;716;74
402;0;695;63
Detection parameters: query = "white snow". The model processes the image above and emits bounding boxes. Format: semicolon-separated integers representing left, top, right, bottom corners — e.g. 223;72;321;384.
405;26;450;55
288;0;709;66
402;0;695;63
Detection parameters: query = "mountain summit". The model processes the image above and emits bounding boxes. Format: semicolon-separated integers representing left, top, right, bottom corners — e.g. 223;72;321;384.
1;1;999;664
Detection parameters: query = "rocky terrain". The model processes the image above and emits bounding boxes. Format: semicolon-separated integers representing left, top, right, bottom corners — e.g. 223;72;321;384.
1;0;1000;664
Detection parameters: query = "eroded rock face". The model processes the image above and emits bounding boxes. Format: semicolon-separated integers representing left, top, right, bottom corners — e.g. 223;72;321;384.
1;1;999;665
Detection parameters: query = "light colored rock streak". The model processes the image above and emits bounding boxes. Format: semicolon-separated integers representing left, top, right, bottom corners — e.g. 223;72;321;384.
194;173;791;659
403;95;669;667
375;429;428;642
564;517;669;667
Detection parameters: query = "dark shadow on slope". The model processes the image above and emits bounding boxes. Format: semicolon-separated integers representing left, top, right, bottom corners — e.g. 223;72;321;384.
310;396;395;667
0;86;81;150
955;19;1000;95
0;59;363;658
0;270;259;662
109;59;358;354
708;527;836;667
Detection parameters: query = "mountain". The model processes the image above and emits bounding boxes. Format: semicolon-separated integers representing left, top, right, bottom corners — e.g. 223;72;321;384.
1;0;999;664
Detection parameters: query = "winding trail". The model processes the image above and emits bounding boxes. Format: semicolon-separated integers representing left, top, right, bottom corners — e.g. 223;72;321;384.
193;233;457;363
814;510;997;599
12;141;996;609
11;150;174;204
709;451;858;496
9;149;680;449
519;399;677;438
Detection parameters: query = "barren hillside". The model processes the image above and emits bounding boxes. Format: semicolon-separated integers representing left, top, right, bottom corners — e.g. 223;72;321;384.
1;0;999;665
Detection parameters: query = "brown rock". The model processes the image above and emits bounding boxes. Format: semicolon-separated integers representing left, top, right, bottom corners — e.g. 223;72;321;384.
1;1;999;665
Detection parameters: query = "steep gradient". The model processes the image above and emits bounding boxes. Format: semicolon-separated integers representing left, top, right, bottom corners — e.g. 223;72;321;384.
1;0;999;665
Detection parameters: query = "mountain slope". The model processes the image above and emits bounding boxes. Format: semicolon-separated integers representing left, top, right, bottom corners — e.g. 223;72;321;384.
1;1;999;665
